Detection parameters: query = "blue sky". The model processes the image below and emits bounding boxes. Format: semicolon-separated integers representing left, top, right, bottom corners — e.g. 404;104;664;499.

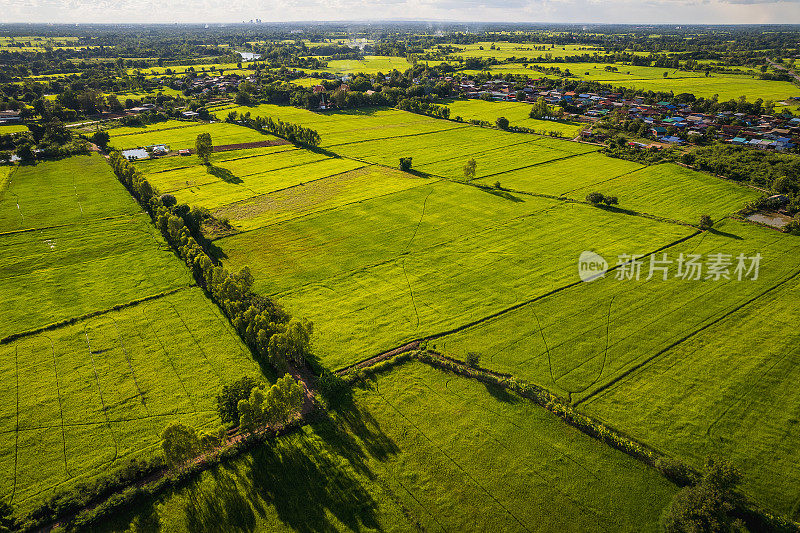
1;0;799;24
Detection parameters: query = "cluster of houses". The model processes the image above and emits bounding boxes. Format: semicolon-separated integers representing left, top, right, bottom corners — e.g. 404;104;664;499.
454;77;800;151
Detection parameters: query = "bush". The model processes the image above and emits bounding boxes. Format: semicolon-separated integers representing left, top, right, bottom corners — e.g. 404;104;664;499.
159;193;177;208
586;192;605;204
465;352;480;368
699;214;714;230
603;195;618;206
399;157;413;172
662;457;745;533
216;376;263;425
496;116;510;130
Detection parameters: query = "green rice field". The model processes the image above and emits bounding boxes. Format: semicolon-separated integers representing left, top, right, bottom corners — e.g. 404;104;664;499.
0;154;260;512
445;98;585;137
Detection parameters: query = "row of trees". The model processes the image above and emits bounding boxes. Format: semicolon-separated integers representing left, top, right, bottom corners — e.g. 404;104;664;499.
224;110;320;146
161;373;305;467
107;152;314;372
395;97;451;119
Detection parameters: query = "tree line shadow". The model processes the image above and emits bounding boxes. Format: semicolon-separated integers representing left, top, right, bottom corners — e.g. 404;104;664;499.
99;390;401;533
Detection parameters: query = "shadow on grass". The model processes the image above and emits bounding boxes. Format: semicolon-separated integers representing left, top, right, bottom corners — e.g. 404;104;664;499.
206;164;242;184
474;185;525;203
245;413;391;533
183;469;256;533
708;227;744;240
482;381;521;404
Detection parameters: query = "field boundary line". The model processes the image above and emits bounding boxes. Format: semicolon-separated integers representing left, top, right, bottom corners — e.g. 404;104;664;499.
43;335;72;477
0;285;194;345
574;268;800;406
110;318;149;411
82;325;120;466
334;230;702;374
211;175;441;240
0;213;137;238
465;150;591;181
164;300;224;384
11;345;19;503
324;123;472;149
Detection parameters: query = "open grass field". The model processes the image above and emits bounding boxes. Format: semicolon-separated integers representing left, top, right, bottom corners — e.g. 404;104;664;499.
134;141;433;231
432;219;800;513
0;154;141;231
98;361;678;532
290;76;327;87
444;98;585;137
331;125;596;179
0;153;261;512
480;155;760;223
0;124;28;134
566;163;761;223
108;121;276;150
217;180;691;370
583;272;800;518
0;287;260;511
476;151;645;195
434;42;612;60
320;55;412;75
211;104;459;147
463;62;800;101
0;214;192;338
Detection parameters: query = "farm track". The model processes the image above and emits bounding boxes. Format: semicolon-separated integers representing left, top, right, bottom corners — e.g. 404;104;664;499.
574;267;800;406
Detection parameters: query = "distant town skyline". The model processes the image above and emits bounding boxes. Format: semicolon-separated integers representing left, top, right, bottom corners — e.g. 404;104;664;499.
2;0;800;25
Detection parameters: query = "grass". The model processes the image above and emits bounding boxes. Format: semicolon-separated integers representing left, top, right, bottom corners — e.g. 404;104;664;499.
463;62;800;102
0;287;261;511
566;162;762;223
0;154;140;231
0;154;263;515
477;151;645;195
290;77;327;87
583;270;800;518
212;165;432;231
108;122;276;151
0;124;28;134
166;157;365;211
216;180;691;370
211;104;458;147
0;214;193;338
444;98;585;137
98;361;678;532
430;218;800;514
320;55;412;75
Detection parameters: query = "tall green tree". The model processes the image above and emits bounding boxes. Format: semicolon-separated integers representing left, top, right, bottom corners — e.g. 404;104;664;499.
195;132;212;164
463;158;477;181
237;374;306;431
161;422;200;466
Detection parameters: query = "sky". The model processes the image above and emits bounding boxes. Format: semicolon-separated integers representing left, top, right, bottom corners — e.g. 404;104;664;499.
1;0;800;25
